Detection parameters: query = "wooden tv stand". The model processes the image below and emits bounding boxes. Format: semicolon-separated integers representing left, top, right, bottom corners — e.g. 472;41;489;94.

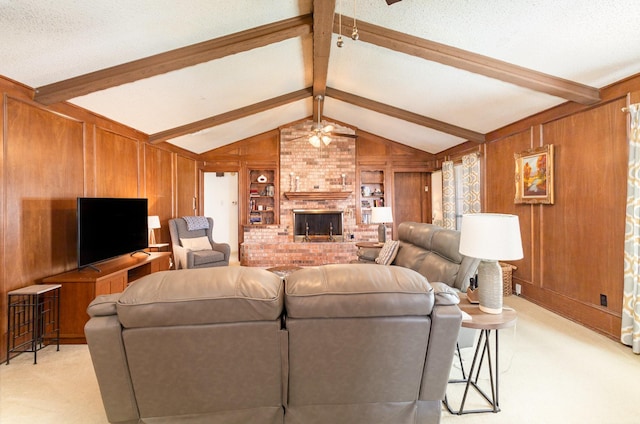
42;252;171;343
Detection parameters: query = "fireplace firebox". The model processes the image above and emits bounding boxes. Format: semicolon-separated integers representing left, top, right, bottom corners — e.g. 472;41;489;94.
292;209;344;242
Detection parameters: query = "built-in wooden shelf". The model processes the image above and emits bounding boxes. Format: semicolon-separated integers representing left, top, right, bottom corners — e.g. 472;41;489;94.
284;191;352;200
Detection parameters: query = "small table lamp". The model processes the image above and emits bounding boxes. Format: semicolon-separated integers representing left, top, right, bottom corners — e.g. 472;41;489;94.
459;213;523;314
371;207;393;243
148;215;161;245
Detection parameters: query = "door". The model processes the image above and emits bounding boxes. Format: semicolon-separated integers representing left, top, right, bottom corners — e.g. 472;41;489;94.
393;172;431;234
175;155;198;216
204;172;239;262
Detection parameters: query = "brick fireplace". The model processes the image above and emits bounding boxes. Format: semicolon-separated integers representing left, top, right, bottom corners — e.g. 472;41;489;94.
241;119;378;267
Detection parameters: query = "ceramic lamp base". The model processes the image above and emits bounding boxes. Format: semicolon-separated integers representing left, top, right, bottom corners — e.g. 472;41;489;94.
477;259;503;314
378;223;387;243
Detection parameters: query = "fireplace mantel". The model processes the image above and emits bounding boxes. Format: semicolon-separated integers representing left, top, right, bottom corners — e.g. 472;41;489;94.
283;191;352;200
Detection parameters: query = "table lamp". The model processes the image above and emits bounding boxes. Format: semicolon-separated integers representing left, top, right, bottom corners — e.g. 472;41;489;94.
459;213;523;314
148;215;161;245
371;207;393;243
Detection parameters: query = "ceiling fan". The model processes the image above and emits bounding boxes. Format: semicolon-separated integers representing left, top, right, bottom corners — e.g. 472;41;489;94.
300;95;357;147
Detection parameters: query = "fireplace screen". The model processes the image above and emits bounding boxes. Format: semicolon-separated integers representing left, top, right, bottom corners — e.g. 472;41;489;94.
292;209;343;242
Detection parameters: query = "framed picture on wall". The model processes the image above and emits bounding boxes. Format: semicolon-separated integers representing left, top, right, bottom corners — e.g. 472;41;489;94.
514;144;554;204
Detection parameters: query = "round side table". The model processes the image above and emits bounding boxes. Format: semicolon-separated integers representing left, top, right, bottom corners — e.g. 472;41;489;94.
444;300;517;415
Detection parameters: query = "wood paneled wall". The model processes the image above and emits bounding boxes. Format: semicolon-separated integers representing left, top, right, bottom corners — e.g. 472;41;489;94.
440;77;640;340
3;68;640;361
0;77;198;361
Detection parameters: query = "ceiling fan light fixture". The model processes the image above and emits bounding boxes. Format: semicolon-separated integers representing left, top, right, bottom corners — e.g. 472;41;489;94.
351;0;359;41
322;135;332;146
309;134;321;148
337;0;344;47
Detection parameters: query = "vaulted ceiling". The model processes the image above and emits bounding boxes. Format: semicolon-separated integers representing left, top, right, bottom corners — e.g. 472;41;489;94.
2;0;640;154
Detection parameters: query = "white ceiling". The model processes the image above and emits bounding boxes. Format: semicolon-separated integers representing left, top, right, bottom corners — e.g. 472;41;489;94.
2;0;640;154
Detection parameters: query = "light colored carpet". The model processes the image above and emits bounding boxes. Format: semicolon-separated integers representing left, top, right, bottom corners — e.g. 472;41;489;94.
1;295;638;423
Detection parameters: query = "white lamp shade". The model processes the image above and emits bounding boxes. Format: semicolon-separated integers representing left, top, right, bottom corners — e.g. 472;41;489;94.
371;207;393;224
459;213;523;260
148;215;161;229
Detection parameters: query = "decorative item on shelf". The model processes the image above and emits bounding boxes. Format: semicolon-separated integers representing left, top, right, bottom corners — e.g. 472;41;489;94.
342;173;346;189
459;213;523;314
249;212;262;224
371;207;393;244
257;174;267;183
266;185;275;197
147;215;161;244
295;176;300;192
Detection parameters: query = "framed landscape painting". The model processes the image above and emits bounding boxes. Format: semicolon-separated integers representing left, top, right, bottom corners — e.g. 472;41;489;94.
514;144;554;204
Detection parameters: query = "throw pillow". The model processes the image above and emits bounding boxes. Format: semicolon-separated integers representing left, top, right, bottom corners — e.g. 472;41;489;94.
180;236;212;251
375;240;400;265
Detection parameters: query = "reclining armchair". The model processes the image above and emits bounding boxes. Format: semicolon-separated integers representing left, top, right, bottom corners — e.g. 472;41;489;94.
168;217;230;268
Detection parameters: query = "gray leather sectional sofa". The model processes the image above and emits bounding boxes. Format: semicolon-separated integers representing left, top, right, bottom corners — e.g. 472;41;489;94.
358;222;480;293
85;264;463;424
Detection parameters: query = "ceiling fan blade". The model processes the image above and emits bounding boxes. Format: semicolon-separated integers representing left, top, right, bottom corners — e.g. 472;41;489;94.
386;0;402;4
329;132;358;138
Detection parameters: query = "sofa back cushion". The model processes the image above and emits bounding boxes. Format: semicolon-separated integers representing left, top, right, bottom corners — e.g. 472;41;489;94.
117;267;283;328
285;264;434;319
284;264;436;422
394;222;479;291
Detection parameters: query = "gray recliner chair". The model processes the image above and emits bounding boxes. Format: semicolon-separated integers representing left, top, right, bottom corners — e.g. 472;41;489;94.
168;217;230;269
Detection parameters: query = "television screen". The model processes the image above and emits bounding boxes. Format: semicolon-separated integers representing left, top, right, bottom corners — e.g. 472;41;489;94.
77;197;148;268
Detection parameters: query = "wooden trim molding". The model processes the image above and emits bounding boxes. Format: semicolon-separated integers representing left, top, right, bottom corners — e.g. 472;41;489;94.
283;191;352;200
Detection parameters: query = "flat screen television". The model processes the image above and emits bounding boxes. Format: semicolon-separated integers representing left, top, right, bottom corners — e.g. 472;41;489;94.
77;197;149;269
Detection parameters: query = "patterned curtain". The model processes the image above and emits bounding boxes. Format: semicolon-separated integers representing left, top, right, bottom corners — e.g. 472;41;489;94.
442;161;456;229
462;153;481;214
623;102;640;354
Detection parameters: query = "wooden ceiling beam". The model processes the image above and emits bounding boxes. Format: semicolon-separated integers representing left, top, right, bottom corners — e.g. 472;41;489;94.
312;0;336;121
148;87;313;144
326;87;486;143
334;17;600;105
34;15;313;105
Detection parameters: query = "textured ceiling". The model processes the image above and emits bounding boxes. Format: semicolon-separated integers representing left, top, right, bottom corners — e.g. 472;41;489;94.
2;0;640;154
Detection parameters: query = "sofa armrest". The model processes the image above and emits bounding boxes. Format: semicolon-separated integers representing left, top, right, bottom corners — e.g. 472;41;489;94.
85;315;139;424
430;282;461;306
357;247;379;262
172;244;189;269
420;304;462;401
87;294;120;317
211;242;231;262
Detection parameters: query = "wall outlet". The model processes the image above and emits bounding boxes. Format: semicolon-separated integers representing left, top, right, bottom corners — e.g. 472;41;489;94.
515;283;522;296
600;294;608;307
